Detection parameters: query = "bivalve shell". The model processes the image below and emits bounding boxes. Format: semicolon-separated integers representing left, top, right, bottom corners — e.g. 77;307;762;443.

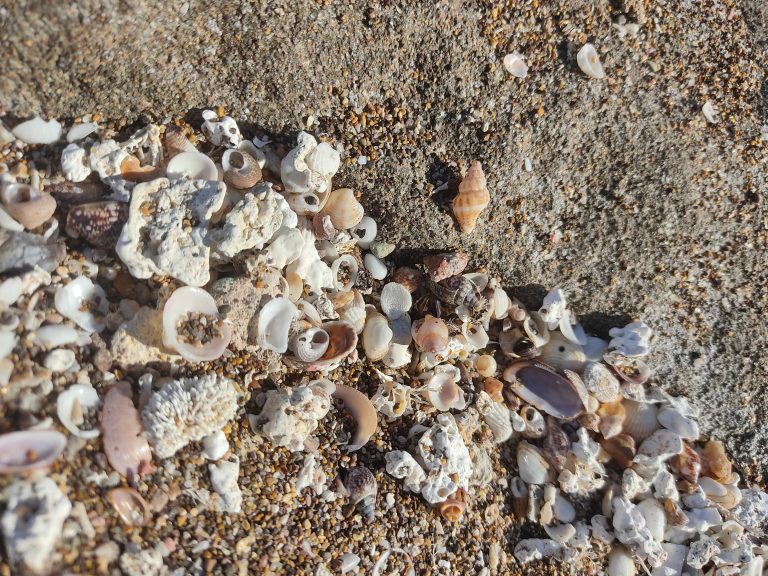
621;400;659;442
412;315;449;354
108;487;151;526
0;430;67;474
331;255;359;291
380;282;412;320
503;52;528;78
453;160;490;234
539;332;586;373
699;440;732;484
597;401;626;439
503;361;586;419
256;297;298;354
476;355;497;377
517;441;554;485
101;381;152;477
362;309;393;362
322;188;364;230
333;384;378;451
166;151;218;180
162;286;233;362
576;43;606;79
57;384;101;439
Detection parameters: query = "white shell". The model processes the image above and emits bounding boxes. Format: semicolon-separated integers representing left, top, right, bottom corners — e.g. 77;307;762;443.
67;122;98;143
12;117;62;144
56;384;101;439
492;287;510;320
702;101;719;124
364;253;388;280
503;52;528;78
637;429;683;463
339;289;366;334
350;216;377;249
202;430;229;461
544;523;575;544
166;151;218;180
331;255;359;292
33;325;80;348
0;276;23;307
424;372;466;413
0;203;23;232
523;312;550;347
61;143;91;182
201;111;242;148
54;276;108;333
582;362;620;403
476;391;512;443
305;141;341;177
621;400;660;442
257;297;298;353
636;498;666;542
656;406;699;440
520;406;547;439
461;322;489;351
289;327;330;362
44;349;76;372
286;192;323;215
576;43;606;79
162;286;232;362
607;545;636;576
380;282;412;320
517;441;553;485
475;354;497;377
464;272;489;292
381;342;412;369
362;310;392;361
539;332;586;372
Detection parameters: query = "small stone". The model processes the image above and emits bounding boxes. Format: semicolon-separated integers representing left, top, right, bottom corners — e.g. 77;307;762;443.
370;241;395;259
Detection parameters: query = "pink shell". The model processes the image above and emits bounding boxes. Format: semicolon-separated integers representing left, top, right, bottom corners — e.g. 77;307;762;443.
101;381;152;477
0;430;67;473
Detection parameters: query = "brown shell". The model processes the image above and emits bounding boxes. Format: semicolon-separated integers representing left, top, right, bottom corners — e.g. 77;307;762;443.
66;201;129;248
483;377;504;402
164;124;197;158
223;149;263;189
1;184;57;230
499;326;539;359
599;434;636;468
392;266;423;293
438;488;468;523
453;160;490;234
661;498;689;527
698;440;731;484
597;401;626;439
343;466;377;523
670;442;702;484
542;417;570;472
120;154;164;182
422;251;469;282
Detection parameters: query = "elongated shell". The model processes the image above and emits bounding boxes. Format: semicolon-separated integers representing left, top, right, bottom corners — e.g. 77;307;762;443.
0;183;57;230
517;441;554;485
0;430;67;474
362;309;392;362
101;381;152;477
412;314;449;353
577;43;606;79
333;383;378;451
289;327;330;362
66;201;129;248
108;487;151;526
322;188;364;230
222;148;262;189
621;399;659;442
542;417;569;472
539;332;586;373
453;160;490;234
503;361;586;419
476;391;513;443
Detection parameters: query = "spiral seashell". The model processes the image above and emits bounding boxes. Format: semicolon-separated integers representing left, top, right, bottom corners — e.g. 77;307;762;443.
162;286;233;362
599;434;636;468
296;321;357;371
222;148;262;189
163;124;197;158
476;355;497;378
576;43;606;80
322;187;364;230
499;326;539;359
108;487;151;526
453;160;490;234
331;254;359;292
412;314;449;353
620;399;659;442
66;201;129;249
289;327;330;362
342;466;378;523
333;383;377;451
597;400;626;439
438;488;468;523
539;332;586;373
392;266;423;293
517;441;554;485
699;440;732;484
0;183;57;230
0;430;67;474
520;406;547;439
362;309;393;362
380;282;412;320
542;417;569;472
670;442;701;484
101;381;152;477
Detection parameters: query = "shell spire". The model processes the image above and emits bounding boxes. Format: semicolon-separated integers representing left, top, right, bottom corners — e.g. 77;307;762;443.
453;160;490;234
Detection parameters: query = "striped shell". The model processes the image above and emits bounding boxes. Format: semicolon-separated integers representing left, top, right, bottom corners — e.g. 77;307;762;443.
163;125;197;158
289;327;330;362
322;188;364;230
222;149;262;189
453;160;490;234
66;201;128;248
620;399;659;442
539;332;586;373
476;391;512;443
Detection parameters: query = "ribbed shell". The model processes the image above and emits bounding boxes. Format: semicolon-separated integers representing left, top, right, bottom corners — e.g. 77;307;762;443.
539;332;586;373
322;188;364;230
476;391;513;443
343;466;378;523
453;160;490;234
289;327;330;362
222;149;262;189
164;125;197;158
620;399;659;442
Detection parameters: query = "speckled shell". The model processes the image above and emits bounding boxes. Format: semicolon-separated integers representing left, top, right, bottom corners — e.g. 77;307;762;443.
438;488;468;523
0;183;57;230
66;201;129;249
101;381;153;477
412;315;449;353
222;149;262;189
539;332;586;373
453;160;490;234
620;399;659;442
343;466;378;523
108;487;151;526
392;266;423;293
322;188;364;230
670;442;702;484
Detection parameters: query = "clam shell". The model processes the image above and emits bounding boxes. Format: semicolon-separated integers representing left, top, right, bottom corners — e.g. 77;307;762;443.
511;476;528;520
539;332;586;373
380;282;412;320
491;287;510;319
57;384;101;439
636;498;666;542
166;151;218;180
289;327;330;362
503;361;586;419
621;399;659;442
424;372;466;412
338;290;366;334
163;124;196;158
476;391;512;443
503;52;528;78
66;201;129;248
162;286;232;362
453;160;490;234
597;401;626;439
412;315;449;354
604;351;651;385
331;254;359;291
362;310;393;362
0;183;57;230
108;487;151;526
517;441;554;485
520;406;547;439
222;149;262;189
0;430;67;474
523;312;550;347
55;276;109;333
576;43;606;79
256;297;297;354
322;188;364;230
101;381;152;477
476;355;497;378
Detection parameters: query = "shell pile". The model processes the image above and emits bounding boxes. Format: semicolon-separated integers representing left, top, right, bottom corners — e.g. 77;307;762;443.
0;110;765;576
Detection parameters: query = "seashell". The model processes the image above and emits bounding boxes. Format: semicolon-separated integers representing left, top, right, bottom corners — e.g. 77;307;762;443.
342;466;377;523
482;377;504;402
670;442;701;484
607;545;636;576
582;362;621;403
0;183;57;230
523;312;550;347
222;149;262;189
0;430;67;474
503;52;528;78
476;391;512;443
44;349;76;372
503;361;586;419
578;412;600;432
544;523;576;544
120;154;163;182
517;441;554;485
286;191;325;215
491;286;511;319
350;215;377;249
621;399;659;442
338;291;366;334
297;321;357;371
424;372;466;412
67;121;98;142
380;282;412;320
453;160;490;234
101;381;152;477
576;43;606;79
422;252;469;283
57;384;101;439
461;321;489;351
542;417;570;472
429;274;486;312
604;351;651;385
202;430;229;460
553;493;576;524
511;476;528;520
12;116;63;144
61;143;91;182
412;315;449;353
332;384;377;451
55;276;108;334
499;326;539;359
539;331;586;373
597;401;626;439
520;406;547;439
392;266;423;293
108;487;151;526
698;440;732;484
322;188;364;230
33;325;80;348
656;406;699;440
256;297;297;354
166;151;218;180
163;124;196;158
286;271;304;302
661;498;689;527
438;488;468;523
202;110;242;147
331;254;359;291
636;498;666;542
66;201;129;248
162;286;232;362
312;213;337;241
476;355;497;378
364;253;388;280
289;327;330;362
362;309;392;362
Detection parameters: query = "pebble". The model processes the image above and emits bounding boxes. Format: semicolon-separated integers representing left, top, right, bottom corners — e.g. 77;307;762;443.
370;241;395;259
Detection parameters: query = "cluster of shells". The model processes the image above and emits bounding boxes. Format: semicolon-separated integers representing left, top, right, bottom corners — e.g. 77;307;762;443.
0;111;765;576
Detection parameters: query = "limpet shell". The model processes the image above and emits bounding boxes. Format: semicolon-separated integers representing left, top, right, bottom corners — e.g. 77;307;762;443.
0;430;67;474
108;487;151;526
412;315;449;354
57;384;101;439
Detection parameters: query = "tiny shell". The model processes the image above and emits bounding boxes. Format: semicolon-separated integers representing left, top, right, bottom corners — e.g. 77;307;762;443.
392;267;423;293
523;312;550;347
162;286;232;362
57;384;101;439
322;188;364;230
499;326;539;359
520;406;546;439
576;43;606;79
0;430;67;474
108;487;151;526
380;282;412;320
621;400;659;442
163;124;196;157
342;466;378;523
331;255;359;291
453;160;490;234
424;372;466;412
101;381;152;477
517;441;554;485
604;351;651;385
656;406;699;440
66;201;129;248
166;151;218;180
333;383;378;451
670;442;701;484
222;149;262;189
476;355;497;378
55;276;108;333
511;476;528;520
412;315;449;354
44;349;76;372
438;488;468;523
503;52;528;78
67;121;98;142
289;327;330;362
542;417;569;472
539;332;586;373
0;183;57;230
544;523;576;544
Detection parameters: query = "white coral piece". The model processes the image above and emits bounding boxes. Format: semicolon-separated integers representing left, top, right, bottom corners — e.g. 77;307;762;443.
61;143;91;182
209;456;242;513
416;413;473;504
141;374;239;458
558;427;606;496
201;110;242;148
385;450;426;493
608;321;653;357
611;496;667;567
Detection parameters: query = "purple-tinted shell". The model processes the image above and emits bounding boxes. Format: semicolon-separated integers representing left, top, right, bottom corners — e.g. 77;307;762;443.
0;430;67;474
502;361;586;419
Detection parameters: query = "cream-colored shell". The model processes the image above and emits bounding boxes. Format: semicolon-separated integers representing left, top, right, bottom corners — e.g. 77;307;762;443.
322;188;364;230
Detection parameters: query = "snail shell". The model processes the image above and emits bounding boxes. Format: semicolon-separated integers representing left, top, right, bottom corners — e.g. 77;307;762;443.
520;406;546;439
163;124;197;158
362;309;392;362
322;188;364;230
453;160;490;234
289;327;330;362
499;326;539;359
0;183;57;230
412;314;449;353
438;488;468;523
66;201;129;249
222;148;262;189
476;355;497;378
342;466;378;523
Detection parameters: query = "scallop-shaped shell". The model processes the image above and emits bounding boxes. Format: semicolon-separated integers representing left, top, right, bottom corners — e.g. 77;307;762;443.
604;351;651;385
476;355;497;378
162;286;232;362
289;327;330;362
0;183;57;230
0;430;67;474
101;381;152;477
108;487;151;526
699;440;732;484
66;201;129;248
576;43;606;79
57;384;101;439
362;309;393;362
338;290;366;334
257;297;297;354
166;151;218;180
331;254;359;292
582;362;621;403
517;441;554;485
55;276;109;333
503;52;528;78
499;326;539;359
412;314;449;353
597;401;626;439
333;384;377;451
343;466;377;523
222;149;262;189
539;332;586;373
439;488;468;523
503;361;586;419
520;406;547;439
380;282;412;320
599;434;636;468
392;266;423;293
163;125;197;158
476;391;513;443
542;417;570;472
453;160;490;234
621;399;659;442
322;188;364;230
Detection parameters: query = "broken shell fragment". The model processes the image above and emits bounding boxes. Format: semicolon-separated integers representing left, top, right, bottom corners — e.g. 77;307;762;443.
517;441;554;485
166;151;218;180
499;326;539;359
0;183;57;230
256;297;297;354
222;148;262;189
699;440;732;484
597;401;626;439
331;255;359;291
0;430;67;474
670;442;702;484
523;312;550;347
438;488;468;523
503;361;586;419
332;383;378;451
576;43;606;79
108;488;151;527
583;362;621;403
604;352;651;385
503;52;528;78
57;384;101;439
453;160;490;234
599;434;636;469
392;267;423;293
350;216;377;249
520;406;547;439
12;116;63;144
163;124;196;157
55;276;108;333
412;315;449;354
162;286;232;362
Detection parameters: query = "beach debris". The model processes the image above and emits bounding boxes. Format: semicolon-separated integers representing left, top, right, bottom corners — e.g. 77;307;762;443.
101;381;153;476
576;43;606;79
161;286;232;362
209;456;243;513
503;52;528;78
11;116;63;144
108;487;152;526
332;382;378;451
0;430;67;474
339;466;378;523
56;384;101;439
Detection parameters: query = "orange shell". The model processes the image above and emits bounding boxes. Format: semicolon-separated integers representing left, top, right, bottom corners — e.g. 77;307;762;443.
438;488;468;523
453;160;490;234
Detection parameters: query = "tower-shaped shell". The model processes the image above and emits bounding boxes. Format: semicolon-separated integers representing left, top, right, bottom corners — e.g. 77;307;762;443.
453;160;490;234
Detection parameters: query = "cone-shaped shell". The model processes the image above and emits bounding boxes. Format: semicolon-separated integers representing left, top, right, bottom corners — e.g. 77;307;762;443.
322;188;364;230
453;161;490;234
503;361;587;419
222;149;262;189
66;201;129;249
